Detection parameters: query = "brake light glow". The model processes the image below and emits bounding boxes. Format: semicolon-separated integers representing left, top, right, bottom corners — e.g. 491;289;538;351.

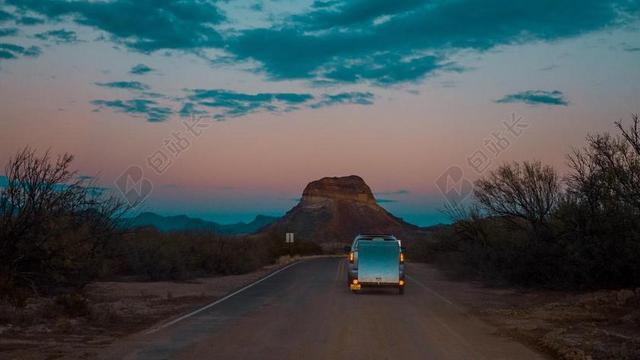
400;252;405;264
349;252;354;263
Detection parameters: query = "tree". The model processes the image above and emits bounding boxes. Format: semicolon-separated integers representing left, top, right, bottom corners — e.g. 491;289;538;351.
616;113;640;156
474;161;560;229
567;116;640;216
0;147;128;297
560;115;640;287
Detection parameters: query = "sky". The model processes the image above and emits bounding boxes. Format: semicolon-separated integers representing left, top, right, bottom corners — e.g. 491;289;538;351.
0;0;639;226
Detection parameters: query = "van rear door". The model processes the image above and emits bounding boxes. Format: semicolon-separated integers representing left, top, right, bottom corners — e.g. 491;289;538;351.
357;240;399;284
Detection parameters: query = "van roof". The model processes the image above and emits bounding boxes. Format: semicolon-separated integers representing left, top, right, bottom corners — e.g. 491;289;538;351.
356;234;396;239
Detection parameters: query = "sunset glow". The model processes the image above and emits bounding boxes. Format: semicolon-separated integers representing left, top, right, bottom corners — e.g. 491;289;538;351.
1;0;639;225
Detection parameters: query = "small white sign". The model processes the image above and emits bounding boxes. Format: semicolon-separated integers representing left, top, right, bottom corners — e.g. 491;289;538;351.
285;232;295;243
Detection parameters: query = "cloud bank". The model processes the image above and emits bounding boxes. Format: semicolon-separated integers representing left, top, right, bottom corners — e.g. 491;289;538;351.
91;99;172;122
95;81;150;91
7;0;226;52
35;29;78;44
129;64;153;75
496;90;569;106
0;42;40;60
6;0;639;86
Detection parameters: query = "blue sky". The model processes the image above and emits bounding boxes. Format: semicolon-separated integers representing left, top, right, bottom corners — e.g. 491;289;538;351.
0;0;639;225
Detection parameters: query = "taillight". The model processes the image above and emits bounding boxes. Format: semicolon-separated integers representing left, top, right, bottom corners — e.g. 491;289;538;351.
400;252;405;264
349;252;354;263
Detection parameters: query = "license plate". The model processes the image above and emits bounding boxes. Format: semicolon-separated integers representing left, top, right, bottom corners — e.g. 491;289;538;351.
350;283;361;290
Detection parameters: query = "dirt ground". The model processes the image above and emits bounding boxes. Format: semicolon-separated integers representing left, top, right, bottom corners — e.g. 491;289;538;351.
0;256;304;359
408;263;640;360
1;260;639;359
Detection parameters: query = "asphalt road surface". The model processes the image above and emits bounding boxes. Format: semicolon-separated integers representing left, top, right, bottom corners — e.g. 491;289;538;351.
102;257;545;360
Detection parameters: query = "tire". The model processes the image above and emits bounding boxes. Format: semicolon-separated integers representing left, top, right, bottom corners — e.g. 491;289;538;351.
398;286;404;295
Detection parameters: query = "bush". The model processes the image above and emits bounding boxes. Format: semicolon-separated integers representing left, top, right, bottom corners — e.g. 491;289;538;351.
474;161;560;228
424;114;640;289
102;228;322;281
0;148;127;299
106;229;261;280
54;293;90;317
0;148;324;298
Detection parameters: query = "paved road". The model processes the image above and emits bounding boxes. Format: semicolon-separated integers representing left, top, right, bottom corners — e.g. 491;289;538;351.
102;257;545;360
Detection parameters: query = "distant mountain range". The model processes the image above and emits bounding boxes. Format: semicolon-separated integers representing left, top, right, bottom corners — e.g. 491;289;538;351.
126;212;279;235
127;176;436;243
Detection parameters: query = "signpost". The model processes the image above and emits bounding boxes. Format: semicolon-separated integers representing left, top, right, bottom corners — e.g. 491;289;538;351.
285;233;294;244
285;233;294;256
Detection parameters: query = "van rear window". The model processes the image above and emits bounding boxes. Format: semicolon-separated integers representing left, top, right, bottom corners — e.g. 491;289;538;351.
358;236;395;241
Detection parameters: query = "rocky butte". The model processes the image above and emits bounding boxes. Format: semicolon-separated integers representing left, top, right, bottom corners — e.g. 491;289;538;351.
262;175;426;244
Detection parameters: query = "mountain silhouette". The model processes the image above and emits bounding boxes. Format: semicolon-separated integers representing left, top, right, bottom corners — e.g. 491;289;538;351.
261;175;426;243
127;212;278;235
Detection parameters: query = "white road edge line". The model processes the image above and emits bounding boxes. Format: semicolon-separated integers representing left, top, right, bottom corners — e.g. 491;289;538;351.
144;260;304;335
406;274;455;306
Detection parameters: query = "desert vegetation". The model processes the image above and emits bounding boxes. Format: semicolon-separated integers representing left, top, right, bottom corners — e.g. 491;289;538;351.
0;148;321;357
0;148;320;306
414;114;640;289
106;228;321;282
0;148;128;302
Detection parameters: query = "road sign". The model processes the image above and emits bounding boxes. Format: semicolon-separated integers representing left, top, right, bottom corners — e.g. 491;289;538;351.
285;233;294;243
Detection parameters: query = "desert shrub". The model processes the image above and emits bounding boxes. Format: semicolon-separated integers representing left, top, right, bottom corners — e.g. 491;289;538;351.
439;162;565;286
420;215;566;286
425;115;640;289
408;226;458;264
54;293;90;317
557;116;640;287
88;303;121;326
0;148;323;294
0;147;127;299
103;228;321;281
475;161;560;226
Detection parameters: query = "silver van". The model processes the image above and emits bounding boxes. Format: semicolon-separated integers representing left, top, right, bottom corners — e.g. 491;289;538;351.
346;234;405;294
